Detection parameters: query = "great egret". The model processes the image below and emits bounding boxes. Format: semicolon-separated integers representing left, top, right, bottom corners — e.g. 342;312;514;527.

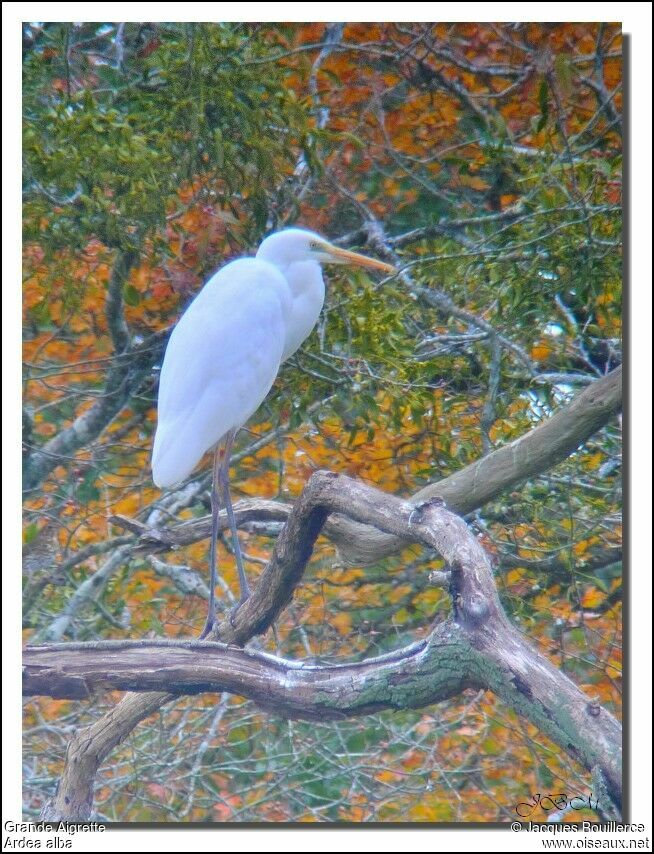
151;228;395;637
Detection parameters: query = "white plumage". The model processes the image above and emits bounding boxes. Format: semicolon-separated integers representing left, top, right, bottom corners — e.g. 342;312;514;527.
149;227;395;632
152;258;292;487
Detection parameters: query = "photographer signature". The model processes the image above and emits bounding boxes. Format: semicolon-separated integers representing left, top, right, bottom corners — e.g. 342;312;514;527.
515;792;600;818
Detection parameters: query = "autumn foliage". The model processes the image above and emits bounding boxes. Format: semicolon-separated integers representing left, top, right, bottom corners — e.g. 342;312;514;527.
23;22;622;822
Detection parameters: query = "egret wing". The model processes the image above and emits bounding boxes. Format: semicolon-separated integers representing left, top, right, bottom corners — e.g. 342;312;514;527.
152;259;290;487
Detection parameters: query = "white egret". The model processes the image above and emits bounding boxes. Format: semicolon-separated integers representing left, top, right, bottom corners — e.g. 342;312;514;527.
151;228;395;637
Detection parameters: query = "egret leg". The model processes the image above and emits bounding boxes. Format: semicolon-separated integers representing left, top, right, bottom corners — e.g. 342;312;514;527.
199;447;223;639
218;428;250;606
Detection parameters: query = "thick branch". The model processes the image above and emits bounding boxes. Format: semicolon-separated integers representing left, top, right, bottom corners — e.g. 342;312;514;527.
23;631;476;714
113;367;622;567
28;472;622;819
25;632;622;813
39;690;169;821
217;474;503;646
105;249;137;353
327;366;622;565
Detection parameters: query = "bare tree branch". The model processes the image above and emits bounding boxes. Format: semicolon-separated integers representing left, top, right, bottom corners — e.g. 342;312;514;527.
27;472;622;819
111;367;622;567
23;327;167;493
326;365;622;565
33;546;132;643
104;249;137;353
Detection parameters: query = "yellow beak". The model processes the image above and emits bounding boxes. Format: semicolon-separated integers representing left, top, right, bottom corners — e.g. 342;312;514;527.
325;245;396;274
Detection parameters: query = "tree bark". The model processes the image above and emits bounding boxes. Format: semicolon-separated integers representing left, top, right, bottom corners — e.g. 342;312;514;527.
28;470;622;820
24;627;623;811
327;365;622;565
112;367;622;567
38;691;169;822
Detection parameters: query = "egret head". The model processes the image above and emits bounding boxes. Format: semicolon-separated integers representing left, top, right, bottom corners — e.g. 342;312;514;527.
256;228;396;275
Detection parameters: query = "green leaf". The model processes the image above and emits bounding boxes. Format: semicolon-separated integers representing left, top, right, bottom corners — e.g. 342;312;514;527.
76;469;101;504
123;284;141;306
537;762;555;788
554;54;573;96
23;523;39;545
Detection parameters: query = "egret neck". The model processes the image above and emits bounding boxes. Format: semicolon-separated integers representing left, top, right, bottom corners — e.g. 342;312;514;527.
276;259;326;361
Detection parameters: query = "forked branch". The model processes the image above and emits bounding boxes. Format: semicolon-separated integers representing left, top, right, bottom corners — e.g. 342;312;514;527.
27;470;622;820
